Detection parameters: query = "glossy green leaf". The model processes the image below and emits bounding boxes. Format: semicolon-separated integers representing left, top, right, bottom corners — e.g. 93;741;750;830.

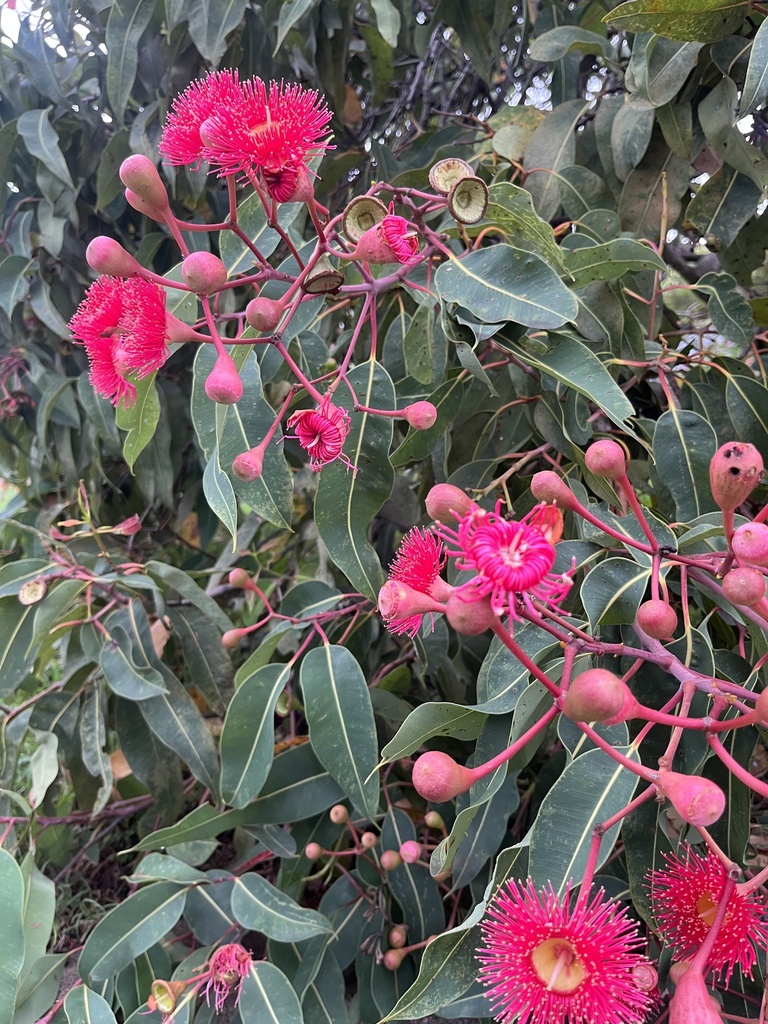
485;183;567;272
188;0;248;66
17;109;73;190
604;0;748;42
653;409;718;520
315;361;395;601
115;374;160;471
0;560;54;599
684;169;762;251
231;874;332;940
105;0;156;124
247;742;345;824
580;557;651;629
529;26;613;61
563;239;666;287
99;626;167;701
129;854;208;885
529;745;641;895
301;645;380;819
64;985;118;1024
274;0;320;52
0;850;25;1024
79;883;187;982
697;271;755;347
238;963;304;1024
381;702;487;762
726;375;768;459
203;445;239;544
220;663;290;808
522;99;590;220
474;625;557;713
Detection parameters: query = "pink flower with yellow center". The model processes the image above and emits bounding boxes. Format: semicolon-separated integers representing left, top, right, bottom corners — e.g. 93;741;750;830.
159;70;243;169
69;276;169;408
435;501;571;621
380;206;420;265
287;396;351;472
649;844;768;983
203;942;252;1013
380;528;453;637
477;880;653;1024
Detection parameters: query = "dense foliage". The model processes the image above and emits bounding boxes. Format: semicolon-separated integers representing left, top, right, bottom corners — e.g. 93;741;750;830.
4;0;768;1022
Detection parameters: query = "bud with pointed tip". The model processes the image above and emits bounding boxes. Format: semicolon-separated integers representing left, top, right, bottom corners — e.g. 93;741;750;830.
563;668;639;725
732;522;768;566
530;471;579;510
412;750;475;802
710;442;763;511
222;627;249;648
124;187;167;221
232;446;264;481
722;567;766;607
636;599;678;639
425;483;475;524
402;401;437;430
86;237;141;277
656;771;725;827
245;296;284;333
181;251;227;294
228;568;258;591
585;439;627;480
445;592;497;635
669;964;723;1023
205;352;243;405
120;155;170;213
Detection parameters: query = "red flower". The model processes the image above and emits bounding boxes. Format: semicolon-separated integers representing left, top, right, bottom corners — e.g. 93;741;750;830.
380;206;420;265
477;880;653;1024
435;501;571;621
159;70;243;168
199;78;332;183
69;276;168;408
287;396;351;471
649;844;768;983
382;528;452;637
203;943;252;1013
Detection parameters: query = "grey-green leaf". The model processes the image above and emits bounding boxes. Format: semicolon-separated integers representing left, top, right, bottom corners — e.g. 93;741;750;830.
231;874;332;941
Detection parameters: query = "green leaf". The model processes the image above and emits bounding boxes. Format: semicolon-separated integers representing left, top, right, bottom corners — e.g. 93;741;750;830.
485;182;567;273
79;883;187;983
683;168;762;251
563;239;666;287
314;361;395;601
188;0;248;66
604;0;748;42
698;79;768;192
656;100;693;158
618;134;692;236
105;0;157;124
741;18;768;115
202;446;239;544
522;99;590;221
219;663;290;808
14;954;67;1024
230;874;332;940
475;626;557;713
452;774;521;888
697;271;755;347
653;408;718;520
370;0;400;46
145;561;233;634
380;808;445;942
20;855;55;973
115;374;160;471
529;745;641;895
96;130;132;211
611;100;655;181
301;645;380;819
435;246;578;329
0;255;30;319
0;560;55;599
580;557;651;629
238;963;304;1024
0;599;36;697
64;985;118;1024
403;303;446;386
274;0;319;52
381;703;487;762
0;849;25;1024
129;853;208;885
99;625;167;701
529;26;613;61
726;375;768;460
17;109;73;190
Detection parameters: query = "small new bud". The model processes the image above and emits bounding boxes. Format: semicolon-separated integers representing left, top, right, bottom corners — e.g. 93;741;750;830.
636;599;678;639
402;402;438;430
245;296;284;333
412;751;474;802
424;810;445;829
388;926;407;949
222;628;249;648
530;471;579;510
656;771;725;827
722;567;766;607
304;842;322;860
399;840;421;864
232;446;264;481
329;804;349;824
563;668;638;725
383;949;405;971
360;831;378;849
425;483;474;524
584;439;627;480
445;592;497;635
120;155;169;212
205;352;243;405
732;522;768;566
86;237;141;277
181;251;227;294
380;849;402;871
710;442;763;511
228;568;253;589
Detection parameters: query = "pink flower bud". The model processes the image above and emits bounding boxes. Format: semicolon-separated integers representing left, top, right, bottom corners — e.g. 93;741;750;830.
380;849;402;871
112;514;142;536
412;751;474;802
563;668;639;725
329;804;349;824
445;592;497;635
383;949;405;971
656;771;725;827
425;483;475;524
119;155;169;213
669;964;723;1023
304;842;322;860
205;352;243;405
378;581;445;621
732;522;768;566
360;831;378;849
424;810;444;829
245;296;284;333
722;566;766;607
399;840;421;863
388;926;407;948
232;446;264;481
228;568;257;591
402;402;437;430
755;689;768;725
584;439;627;480
709;442;763;511
86;237;141;277
530;471;579;510
636;599;678;639
222;627;249;648
181;251;227;294
124;187;167;222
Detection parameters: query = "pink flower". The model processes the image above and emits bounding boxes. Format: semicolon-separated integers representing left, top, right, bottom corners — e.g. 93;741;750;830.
649;844;768;983
199;78;332;184
69;276;169;408
435;501;571;621
159;70;243;168
477;880;653;1024
380;205;420;265
203;943;252;1013
382;528;452;636
287;396;351;471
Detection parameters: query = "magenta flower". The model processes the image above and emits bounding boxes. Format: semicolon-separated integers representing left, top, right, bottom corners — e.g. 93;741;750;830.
203;942;252;1013
69;276;169;408
287;396;351;471
435;501;571;621
380;206;420;265
381;527;452;637
159;70;243;168
649;844;768;983
477;880;653;1024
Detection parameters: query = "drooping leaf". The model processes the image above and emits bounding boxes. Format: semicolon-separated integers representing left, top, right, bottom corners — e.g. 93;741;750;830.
105;0;157;124
0;849;25;1024
604;0;748;43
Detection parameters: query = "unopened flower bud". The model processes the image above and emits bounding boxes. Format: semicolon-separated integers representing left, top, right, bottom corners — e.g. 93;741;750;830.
585;439;627;480
86;237;141;277
563;668;638;725
388;926;407;948
380;849;402;870
383;949;405;971
329;804;349;824
445;592;497;635
710;442;763;511
425;483;474;524
530;471;579;510
124;187;167;222
656;771;725;827
722;567;766;607
120;155;170;213
205;352;243;405
181;251;227;294
245;296;284;333
669;964;723;1023
424;810;444;829
304;842;322;860
636;599;678;639
732;522;768;566
360;831;378;849
232;446;264;481
412;751;474;802
222;628;249;649
399;840;421;863
378;581;445;621
402;401;437;430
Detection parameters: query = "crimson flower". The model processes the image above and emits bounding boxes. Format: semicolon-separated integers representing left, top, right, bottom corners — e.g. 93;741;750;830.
435;501;571;621
159;70;243;168
69;276;168;407
287;396;351;471
649;844;768;983
203;943;252;1013
380;206;420;265
382;528;452;637
477;880;653;1024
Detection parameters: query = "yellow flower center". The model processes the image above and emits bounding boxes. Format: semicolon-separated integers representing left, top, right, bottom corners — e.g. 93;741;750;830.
531;938;586;993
